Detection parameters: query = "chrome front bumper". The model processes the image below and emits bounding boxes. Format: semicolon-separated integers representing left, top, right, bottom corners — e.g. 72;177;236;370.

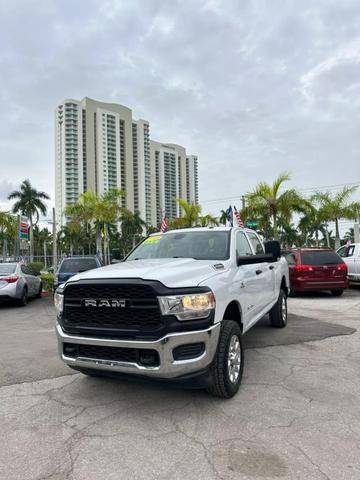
56;322;221;379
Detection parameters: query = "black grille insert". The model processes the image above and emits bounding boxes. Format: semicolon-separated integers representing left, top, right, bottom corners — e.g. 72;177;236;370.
63;343;160;367
63;282;163;333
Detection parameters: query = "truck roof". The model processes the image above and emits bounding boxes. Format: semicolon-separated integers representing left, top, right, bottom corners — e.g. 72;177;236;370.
149;226;254;235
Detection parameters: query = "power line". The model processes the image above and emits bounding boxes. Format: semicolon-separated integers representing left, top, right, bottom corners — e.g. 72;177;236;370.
201;181;360;205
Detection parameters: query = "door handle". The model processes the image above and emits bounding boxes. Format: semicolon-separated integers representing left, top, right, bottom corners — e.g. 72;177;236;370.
255;269;262;275
269;265;275;270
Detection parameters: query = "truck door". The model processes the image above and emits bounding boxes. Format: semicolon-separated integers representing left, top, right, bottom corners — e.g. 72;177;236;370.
233;231;261;327
245;231;274;311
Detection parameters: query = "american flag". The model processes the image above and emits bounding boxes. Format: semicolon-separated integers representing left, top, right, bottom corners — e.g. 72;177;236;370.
160;217;168;233
233;206;244;228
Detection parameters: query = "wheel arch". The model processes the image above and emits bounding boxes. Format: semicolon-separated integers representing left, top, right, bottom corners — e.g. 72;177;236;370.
222;300;243;332
280;276;289;296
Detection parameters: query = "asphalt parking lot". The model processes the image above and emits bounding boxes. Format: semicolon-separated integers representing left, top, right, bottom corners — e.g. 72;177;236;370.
0;289;359;480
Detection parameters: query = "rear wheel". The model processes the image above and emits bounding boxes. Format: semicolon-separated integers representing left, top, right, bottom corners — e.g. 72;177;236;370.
207;320;244;398
331;289;344;297
18;288;28;307
269;289;287;328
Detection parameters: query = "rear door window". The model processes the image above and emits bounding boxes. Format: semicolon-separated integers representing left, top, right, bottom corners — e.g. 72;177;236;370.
301;251;343;265
59;258;98;273
246;232;265;254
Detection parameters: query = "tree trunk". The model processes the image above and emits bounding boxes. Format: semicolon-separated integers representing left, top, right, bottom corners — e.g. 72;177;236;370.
335;218;340;250
315;230;319;247
325;227;330;248
29;218;34;262
272;213;278;240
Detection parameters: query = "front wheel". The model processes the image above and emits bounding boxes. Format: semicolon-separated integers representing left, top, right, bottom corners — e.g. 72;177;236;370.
207;320;244;398
36;283;42;299
269;289;287;328
331;289;344;297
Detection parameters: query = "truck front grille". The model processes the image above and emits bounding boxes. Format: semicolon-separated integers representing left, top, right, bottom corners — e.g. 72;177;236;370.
62;282;163;334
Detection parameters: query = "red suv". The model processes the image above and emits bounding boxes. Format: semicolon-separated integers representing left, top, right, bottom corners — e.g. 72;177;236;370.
285;248;348;296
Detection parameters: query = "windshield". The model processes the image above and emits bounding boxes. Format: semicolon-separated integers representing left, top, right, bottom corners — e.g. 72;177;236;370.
0;264;16;275
126;231;231;261
59;258;98;273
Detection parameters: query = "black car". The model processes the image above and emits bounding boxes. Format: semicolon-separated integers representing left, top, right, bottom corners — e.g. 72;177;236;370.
54;256;102;290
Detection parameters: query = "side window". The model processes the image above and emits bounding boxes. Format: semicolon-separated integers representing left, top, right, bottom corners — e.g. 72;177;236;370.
236;232;253;256
337;247;347;258
247;232;265;254
347;246;355;257
21;265;28;274
285;253;296;265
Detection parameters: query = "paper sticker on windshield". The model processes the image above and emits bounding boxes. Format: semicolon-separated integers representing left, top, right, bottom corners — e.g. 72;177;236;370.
144;235;162;244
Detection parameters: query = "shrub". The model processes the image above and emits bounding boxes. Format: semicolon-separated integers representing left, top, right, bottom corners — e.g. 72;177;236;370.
40;273;54;292
28;262;44;275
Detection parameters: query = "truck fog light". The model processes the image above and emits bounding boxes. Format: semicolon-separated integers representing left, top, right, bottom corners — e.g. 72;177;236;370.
139;350;159;367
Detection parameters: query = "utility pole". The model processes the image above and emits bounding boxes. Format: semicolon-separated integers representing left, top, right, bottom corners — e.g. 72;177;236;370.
43;241;47;270
241;195;246;210
52;208;57;268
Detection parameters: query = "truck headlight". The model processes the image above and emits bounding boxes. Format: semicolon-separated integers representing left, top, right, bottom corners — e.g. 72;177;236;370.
54;288;64;316
158;292;215;321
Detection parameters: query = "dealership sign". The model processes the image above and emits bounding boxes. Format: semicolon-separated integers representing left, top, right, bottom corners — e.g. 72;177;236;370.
19;216;29;240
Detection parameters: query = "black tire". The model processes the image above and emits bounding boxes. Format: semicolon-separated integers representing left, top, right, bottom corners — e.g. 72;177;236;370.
36;283;42;299
289;289;297;298
331;289;344;297
18;288;28;307
207;320;244;399
269;289;287;328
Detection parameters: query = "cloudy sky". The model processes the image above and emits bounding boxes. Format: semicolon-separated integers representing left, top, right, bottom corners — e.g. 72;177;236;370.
0;0;359;230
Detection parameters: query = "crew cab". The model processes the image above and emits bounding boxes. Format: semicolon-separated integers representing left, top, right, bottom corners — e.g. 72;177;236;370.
54;227;289;398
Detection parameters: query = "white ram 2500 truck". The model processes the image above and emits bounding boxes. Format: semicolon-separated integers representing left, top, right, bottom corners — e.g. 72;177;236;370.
55;227;289;398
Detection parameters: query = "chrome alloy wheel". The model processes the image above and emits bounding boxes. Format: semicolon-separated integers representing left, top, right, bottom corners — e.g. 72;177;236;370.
227;335;241;384
282;295;287;322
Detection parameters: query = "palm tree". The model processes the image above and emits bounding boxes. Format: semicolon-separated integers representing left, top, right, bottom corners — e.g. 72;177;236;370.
121;210;146;251
65;189;125;262
312;186;358;249
8;179;50;261
219;209;228;226
245;172;308;240
298;205;328;247
176;199;202;227
0;211;17;258
198;214;219;227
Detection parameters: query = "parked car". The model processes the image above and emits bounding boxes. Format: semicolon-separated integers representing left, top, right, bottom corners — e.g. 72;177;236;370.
54;256;102;290
54;227;289;398
285;248;348;296
0;262;42;306
336;243;360;283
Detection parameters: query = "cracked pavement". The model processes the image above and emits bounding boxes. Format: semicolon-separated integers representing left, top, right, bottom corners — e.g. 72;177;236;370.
0;289;359;479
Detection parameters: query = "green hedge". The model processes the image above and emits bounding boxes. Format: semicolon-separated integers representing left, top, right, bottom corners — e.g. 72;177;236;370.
28;262;44;275
40;273;54;292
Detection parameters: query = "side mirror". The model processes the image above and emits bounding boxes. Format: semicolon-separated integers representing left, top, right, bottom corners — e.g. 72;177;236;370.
264;241;281;262
237;253;273;266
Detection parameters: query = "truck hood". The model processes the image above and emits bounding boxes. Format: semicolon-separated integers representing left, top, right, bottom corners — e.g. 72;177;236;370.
66;258;229;288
